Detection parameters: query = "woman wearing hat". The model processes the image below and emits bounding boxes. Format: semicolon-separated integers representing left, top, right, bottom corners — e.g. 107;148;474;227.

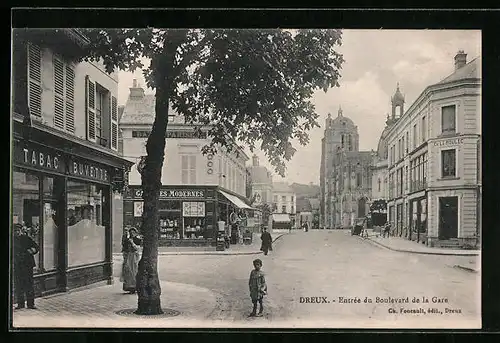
120;227;143;294
13;223;39;309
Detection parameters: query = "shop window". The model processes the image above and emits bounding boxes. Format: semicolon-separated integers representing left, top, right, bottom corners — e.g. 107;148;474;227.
441;105;456;135
42;176;63;271
282;205;286;213
12;170;41;271
67;180;107;267
441;149;456;178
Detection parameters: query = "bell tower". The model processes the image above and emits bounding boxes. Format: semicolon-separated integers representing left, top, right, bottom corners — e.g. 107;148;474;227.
391;83;405;119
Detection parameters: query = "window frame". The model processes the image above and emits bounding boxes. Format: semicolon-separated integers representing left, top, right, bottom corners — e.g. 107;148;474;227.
440;147;458;179
441;104;457;135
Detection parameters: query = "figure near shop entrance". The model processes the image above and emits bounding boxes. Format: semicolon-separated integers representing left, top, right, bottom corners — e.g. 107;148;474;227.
260;227;273;255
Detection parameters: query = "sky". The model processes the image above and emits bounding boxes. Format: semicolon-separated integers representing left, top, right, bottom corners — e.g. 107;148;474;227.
117;29;481;185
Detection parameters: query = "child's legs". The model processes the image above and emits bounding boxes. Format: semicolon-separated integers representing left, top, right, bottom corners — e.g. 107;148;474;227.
258;299;263;312
251;299;257;313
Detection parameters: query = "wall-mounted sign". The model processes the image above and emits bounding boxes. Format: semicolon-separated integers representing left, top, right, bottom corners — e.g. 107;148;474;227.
433;138;464;147
69;158;110;182
133;130;208;139
134;202;144;217
15;144;65;173
134;189;205;199
183;202;205;217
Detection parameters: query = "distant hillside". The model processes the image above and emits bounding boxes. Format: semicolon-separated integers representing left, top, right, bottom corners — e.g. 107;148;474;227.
290;183;320;199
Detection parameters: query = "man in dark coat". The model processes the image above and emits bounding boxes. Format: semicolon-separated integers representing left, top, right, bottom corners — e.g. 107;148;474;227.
13;224;39;309
260;227;273;256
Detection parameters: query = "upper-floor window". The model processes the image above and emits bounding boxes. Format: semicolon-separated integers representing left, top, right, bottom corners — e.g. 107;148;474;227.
413;124;417;149
27;43;42;118
378;178;381;192
86;76;118;151
341;135;345;149
282;195;286;202
181;155;196;184
52;54;75;134
401;136;405;157
405;132;409;153
441;105;456;135
348;135;352;151
356;173;362;187
441;149;456;178
421;116;427;142
281;205;287;214
95;89;105;144
291;196;294;202
291;205;294;214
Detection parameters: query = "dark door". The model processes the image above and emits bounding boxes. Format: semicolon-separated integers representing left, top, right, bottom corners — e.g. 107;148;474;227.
439;197;458;239
358;198;366;218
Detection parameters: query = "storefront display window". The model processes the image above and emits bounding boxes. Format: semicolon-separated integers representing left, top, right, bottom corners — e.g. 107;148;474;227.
42;176;63;271
420;198;427;233
67;180;107;267
12;170;41;271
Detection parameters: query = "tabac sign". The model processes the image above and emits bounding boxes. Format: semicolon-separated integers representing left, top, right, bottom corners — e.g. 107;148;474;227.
14;143;65;173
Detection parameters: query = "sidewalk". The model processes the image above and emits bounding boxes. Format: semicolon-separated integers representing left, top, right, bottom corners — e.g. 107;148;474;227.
12;277;218;328
359;230;480;257
112;233;286;256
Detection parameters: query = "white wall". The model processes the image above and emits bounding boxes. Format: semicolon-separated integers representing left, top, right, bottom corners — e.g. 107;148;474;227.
123;127;248;197
37;45;118;141
273;192;296;214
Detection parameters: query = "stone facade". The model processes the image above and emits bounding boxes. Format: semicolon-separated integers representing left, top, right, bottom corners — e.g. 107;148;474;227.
320;107;373;229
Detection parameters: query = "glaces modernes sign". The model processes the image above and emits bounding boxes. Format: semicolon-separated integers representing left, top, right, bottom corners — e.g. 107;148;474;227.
133;189;205;199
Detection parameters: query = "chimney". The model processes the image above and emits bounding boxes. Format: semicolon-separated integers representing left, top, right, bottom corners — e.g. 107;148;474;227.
252;154;259;167
454;50;467;71
129;78;145;99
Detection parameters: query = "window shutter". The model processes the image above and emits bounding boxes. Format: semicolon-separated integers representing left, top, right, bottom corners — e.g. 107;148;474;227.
65;64;75;133
111;95;118;151
85;76;96;142
27;43;42;118
53;57;65;129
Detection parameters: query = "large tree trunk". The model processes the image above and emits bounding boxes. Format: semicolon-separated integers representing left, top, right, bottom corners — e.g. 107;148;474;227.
134;38;180;315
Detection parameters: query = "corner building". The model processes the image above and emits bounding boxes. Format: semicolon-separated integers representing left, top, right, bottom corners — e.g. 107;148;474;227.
385;51;481;248
11;29;132;297
120;81;252;247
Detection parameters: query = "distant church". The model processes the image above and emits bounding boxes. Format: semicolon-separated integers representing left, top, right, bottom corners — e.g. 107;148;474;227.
319;106;373;229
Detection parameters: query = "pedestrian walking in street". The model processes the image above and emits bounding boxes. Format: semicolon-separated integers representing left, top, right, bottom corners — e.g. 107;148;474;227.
120;227;142;294
13;223;39;310
248;258;267;317
382;223;391;238
260;227;273;255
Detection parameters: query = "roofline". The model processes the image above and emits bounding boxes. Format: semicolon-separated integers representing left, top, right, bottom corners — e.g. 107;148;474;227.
385;77;480;139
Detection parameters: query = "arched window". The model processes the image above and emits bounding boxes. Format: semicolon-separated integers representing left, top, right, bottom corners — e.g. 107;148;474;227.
341;134;344;148
378;178;381;192
348;135;352;151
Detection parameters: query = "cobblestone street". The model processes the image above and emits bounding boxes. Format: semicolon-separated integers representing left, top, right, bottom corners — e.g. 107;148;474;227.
13;230;480;329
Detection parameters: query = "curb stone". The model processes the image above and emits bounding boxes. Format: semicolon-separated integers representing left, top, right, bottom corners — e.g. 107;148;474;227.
453;265;479;273
357;235;480;257
112;234;287;257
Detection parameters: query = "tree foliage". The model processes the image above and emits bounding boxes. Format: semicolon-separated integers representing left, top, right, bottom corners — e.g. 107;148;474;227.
370;199;387;213
81;28;344;176
79;28;344;314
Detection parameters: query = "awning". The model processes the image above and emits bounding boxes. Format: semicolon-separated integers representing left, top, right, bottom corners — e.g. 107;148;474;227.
219;190;253;210
272;214;291;223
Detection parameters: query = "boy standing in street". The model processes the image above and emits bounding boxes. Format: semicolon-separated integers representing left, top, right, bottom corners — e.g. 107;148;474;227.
248;258;267;317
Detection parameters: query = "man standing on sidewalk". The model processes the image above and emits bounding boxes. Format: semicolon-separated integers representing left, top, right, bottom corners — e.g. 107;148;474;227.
13;223;39;310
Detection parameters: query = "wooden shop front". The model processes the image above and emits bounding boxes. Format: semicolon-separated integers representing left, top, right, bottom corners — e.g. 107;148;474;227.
11;122;132;297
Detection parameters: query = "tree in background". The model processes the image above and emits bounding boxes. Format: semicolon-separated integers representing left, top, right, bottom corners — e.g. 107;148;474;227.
80;28;344;315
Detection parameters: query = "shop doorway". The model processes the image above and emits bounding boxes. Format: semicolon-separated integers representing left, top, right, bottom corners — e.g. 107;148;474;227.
438;196;458;240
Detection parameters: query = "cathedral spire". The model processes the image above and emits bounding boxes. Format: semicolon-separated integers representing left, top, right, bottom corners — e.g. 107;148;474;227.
338;105;343;117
